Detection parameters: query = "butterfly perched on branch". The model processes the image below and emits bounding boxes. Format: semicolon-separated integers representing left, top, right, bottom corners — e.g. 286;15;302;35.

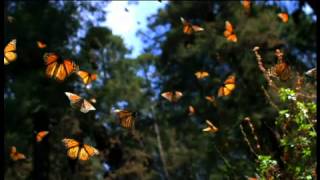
224;21;237;42
10;146;26;161
62;138;99;161
269;49;291;81
218;75;236;97
161;91;183;102
4;39;17;65
65;92;96;113
114;109;137;129
180;17;204;35
43;53;77;82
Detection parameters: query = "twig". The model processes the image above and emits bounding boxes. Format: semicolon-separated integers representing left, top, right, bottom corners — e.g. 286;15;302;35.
252;46;278;90
244;117;261;152
240;123;258;157
261;86;280;111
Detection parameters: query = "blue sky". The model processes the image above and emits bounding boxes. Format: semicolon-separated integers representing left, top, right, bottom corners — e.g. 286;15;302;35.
102;1;167;58
102;1;315;59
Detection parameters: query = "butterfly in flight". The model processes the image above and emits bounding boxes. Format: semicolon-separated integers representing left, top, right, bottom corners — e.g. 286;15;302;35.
242;0;251;11
188;105;195;116
305;68;316;78
205;95;218;107
224;21;238;42
77;70;97;85
35;131;49;142
114;109;136;129
65;92;96;113
278;12;289;23
202;120;218;133
43;53;77;82
180;17;204;35
161;91;183;102
62;138;99;161
4;39;17;65
37;41;47;49
218;75;236;97
194;71;209;80
10;146;26;161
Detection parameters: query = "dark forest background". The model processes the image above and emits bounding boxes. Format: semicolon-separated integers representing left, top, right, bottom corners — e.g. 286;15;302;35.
4;1;317;180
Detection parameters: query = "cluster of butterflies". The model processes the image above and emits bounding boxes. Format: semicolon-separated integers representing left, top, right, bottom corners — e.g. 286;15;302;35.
5;39;137;161
4;0;294;165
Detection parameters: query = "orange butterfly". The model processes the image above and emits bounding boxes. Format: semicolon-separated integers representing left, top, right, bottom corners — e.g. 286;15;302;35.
205;95;218;107
188;105;195;116
10;146;26;161
37;41;47;49
272;62;291;81
242;0;251;11
218;75;236;97
4;39;17;65
202;120;218;133
114;109;136;129
62;138;99;161
278;12;289;23
43;53;77;82
161;91;183;102
77;70;97;85
65;92;96;113
36;131;49;142
180;17;204;35
194;71;209;80
224;21;238;42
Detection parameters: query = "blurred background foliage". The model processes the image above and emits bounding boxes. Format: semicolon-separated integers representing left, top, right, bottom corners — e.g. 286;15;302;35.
4;1;316;180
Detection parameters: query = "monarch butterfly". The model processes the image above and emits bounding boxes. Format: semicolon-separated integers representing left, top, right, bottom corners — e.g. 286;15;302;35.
4;39;17;65
161;91;183;102
114;109;136;129
77;70;97;85
218;75;236;97
194;71;209;80
37;41;47;49
36;131;49;142
224;21;238;42
62;138;99;161
278;12;289;23
242;0;251;11
205;95;218;107
270;61;291;81
202;120;218;133
65;92;96;113
43;53;77;82
10;146;26;161
180;17;204;35
305;68;316;78
188;105;195;116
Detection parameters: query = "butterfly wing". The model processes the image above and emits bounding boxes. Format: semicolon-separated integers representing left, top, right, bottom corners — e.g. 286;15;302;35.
191;25;204;32
161;92;173;102
62;138;80;149
36;131;49;142
225;21;233;34
4;39;17;65
227;34;238;42
116;110;135;128
278;13;289;23
173;91;183;102
195;71;209;79
37;41;47;49
188;105;195;116
274;63;290;81
67;146;80;160
80;99;96;113
65;92;82;107
79;144;99;161
242;0;251;10
218;75;236;97
10;146;26;161
77;70;90;84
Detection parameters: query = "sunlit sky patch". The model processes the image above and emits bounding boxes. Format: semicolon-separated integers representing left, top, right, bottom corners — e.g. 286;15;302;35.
102;1;167;58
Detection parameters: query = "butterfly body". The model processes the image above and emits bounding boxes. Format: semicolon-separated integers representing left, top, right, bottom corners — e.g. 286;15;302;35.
218;75;236;97
202;120;218;133
10;146;26;161
161;91;183;102
115;109;136;129
62;138;99;161
44;53;76;82
180;17;204;35
4;39;17;65
65;92;96;113
224;21;237;42
77;70;97;85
